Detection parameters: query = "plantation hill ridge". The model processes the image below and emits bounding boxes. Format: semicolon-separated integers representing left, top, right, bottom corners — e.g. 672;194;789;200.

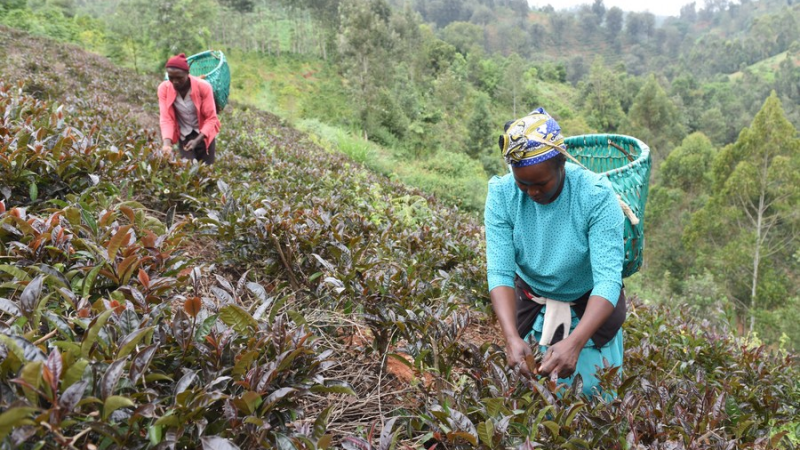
0;19;799;450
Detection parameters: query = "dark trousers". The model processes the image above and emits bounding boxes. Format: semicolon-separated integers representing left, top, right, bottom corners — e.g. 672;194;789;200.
179;130;215;164
514;276;627;348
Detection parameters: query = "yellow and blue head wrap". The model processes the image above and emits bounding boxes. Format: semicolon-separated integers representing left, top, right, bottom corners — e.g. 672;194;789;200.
499;107;565;167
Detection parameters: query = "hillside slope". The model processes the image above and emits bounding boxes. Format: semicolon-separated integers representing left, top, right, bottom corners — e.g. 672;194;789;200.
1;27;156;131
729;47;800;82
0;27;797;449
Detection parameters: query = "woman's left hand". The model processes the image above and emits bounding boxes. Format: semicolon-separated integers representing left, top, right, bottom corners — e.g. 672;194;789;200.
184;133;206;152
536;338;582;380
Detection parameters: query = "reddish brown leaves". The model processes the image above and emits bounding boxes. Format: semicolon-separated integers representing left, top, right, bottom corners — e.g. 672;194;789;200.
107;224;132;261
184;296;202;318
137;269;150;290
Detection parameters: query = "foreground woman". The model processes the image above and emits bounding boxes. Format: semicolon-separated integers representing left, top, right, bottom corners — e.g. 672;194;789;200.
485;108;627;396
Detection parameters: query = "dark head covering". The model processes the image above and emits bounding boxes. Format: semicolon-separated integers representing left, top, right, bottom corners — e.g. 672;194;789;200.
165;53;190;72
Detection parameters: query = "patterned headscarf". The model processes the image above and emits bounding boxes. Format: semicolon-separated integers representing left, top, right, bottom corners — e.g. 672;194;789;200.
499;107;566;167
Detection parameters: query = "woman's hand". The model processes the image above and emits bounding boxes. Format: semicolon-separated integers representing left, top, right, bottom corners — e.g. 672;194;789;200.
161;140;173;158
537;338;582;379
536;295;615;380
506;336;534;376
161;144;172;159
184;133;206;153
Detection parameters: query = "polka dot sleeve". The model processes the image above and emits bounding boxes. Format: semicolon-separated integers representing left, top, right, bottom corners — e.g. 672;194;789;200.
484;177;516;292
587;178;625;306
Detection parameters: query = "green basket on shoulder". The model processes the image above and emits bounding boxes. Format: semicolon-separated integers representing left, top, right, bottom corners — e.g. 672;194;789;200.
564;134;652;278
187;50;230;112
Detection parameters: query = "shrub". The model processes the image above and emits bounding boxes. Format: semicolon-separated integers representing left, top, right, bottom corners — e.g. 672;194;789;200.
0;203;349;448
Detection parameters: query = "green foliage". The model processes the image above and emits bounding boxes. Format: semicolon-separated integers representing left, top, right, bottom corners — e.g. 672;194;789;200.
296;118;380;165
337;0;395;136
641;133;717;295
0;204;340;447
465;93;496;169
681;270;733;327
219;0;254;14
6;0;797;351
0;41;352;447
1;0;27;12
411;150;488;209
579;58;627;132
439;21;484;55
660;132;716;193
0;3;104;45
0;140;322;448
627;74;685;160
104;0;158;74
754;296;800;351
151;0;217;62
686;92;800;344
0;87;214;212
384;292;799;449
294;118;489;211
496;53;538;118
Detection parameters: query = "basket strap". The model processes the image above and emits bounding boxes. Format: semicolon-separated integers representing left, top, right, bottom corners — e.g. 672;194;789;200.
617;195;639;226
525;133;590;171
525;134;640;225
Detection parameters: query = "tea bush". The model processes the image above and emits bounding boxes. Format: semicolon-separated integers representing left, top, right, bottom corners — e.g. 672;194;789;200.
0;30;351;448
398;303;799;449
0;84;215;214
0;202;347;448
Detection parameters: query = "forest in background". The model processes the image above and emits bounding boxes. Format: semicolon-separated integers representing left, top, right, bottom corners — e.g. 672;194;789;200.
1;0;797;349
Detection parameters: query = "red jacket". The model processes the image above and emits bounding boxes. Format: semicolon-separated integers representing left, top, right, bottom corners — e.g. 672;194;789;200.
158;75;220;149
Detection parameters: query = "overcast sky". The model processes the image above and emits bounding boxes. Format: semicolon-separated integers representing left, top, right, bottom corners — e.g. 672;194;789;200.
528;0;693;17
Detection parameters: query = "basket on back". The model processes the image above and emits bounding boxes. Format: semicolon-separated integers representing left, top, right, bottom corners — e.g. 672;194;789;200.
187;50;230;112
564;134;652;278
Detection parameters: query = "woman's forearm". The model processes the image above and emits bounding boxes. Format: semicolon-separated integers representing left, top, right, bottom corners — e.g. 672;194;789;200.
490;286;520;342
567;295;614;348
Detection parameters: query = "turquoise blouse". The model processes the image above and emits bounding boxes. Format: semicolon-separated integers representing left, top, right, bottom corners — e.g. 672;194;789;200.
484;163;626;396
485;163;624;305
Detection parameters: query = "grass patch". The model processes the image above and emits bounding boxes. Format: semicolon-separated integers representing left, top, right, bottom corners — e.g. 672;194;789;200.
535;80;580;115
225;48;490;213
296;118;488;213
728;49;800;82
297;118;384;166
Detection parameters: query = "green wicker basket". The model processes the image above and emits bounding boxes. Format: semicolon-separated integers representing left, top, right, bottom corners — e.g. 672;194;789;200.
564;134;652;278
187;50;230;112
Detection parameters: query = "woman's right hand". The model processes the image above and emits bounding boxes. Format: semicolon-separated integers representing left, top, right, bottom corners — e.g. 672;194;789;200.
490;286;535;376
161;144;173;158
506;336;534;376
